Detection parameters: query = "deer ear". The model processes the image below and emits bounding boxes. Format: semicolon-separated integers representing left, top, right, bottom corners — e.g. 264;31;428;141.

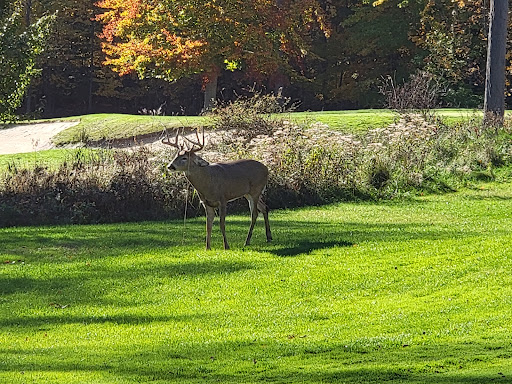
193;156;209;167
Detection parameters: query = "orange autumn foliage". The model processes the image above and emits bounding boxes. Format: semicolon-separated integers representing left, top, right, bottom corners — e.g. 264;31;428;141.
95;0;330;81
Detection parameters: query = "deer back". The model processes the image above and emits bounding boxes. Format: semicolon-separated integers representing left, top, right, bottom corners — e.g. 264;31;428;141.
186;159;268;204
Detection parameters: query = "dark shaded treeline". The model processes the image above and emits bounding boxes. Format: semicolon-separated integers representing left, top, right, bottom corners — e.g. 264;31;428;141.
10;0;509;118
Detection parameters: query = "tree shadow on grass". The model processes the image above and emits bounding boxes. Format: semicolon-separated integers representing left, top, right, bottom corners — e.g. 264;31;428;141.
0;201;498;261
233;217;489;259
0;259;254;295
269;240;353;257
0;312;203;328
0;220;208;260
6;216;488;258
0;258;256;330
1;339;509;383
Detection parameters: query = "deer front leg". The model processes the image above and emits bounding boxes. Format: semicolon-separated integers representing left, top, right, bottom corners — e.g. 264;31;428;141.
205;205;215;250
219;202;230;250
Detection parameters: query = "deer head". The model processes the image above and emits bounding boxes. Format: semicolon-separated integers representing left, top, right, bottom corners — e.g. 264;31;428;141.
162;129;208;172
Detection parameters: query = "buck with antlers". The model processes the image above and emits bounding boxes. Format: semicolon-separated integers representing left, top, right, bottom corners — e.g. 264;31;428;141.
163;129;272;250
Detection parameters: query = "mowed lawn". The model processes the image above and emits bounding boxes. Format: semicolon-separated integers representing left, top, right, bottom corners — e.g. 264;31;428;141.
1;182;512;383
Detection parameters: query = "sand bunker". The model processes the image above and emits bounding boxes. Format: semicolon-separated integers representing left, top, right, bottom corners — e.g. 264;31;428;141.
0;121;79;155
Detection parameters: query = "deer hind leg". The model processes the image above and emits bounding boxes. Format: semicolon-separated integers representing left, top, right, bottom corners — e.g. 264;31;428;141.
244;195;259;246
205;205;215;250
219;202;230;250
257;195;272;243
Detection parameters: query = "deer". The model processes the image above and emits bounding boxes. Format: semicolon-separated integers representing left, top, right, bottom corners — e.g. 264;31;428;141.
162;129;272;250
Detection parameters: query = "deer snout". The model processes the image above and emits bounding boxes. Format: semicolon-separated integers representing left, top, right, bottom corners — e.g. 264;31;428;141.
167;162;176;171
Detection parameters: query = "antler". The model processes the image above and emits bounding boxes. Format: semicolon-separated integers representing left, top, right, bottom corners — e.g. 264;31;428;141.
183;128;205;153
161;129;182;149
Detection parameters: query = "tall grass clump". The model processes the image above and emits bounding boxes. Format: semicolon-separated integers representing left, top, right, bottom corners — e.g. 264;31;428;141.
358;115;512;195
370;70;512;195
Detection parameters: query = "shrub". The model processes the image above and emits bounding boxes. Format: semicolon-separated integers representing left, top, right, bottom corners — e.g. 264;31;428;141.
210;92;295;143
379;71;442;114
0;148;195;227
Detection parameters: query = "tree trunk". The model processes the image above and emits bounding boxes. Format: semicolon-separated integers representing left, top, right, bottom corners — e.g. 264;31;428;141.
483;0;508;127
24;0;32;115
24;0;32;25
202;71;218;112
87;21;95;113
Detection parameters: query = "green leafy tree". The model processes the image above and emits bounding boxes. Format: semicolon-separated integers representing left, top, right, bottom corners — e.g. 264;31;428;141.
339;0;421;108
22;0;104;116
414;0;488;107
294;0;422;109
0;2;54;122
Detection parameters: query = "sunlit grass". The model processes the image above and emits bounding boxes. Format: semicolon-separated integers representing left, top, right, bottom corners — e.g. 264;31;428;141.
51;113;208;146
0;148;97;170
288;109;396;132
44;108;491;146
1;181;512;383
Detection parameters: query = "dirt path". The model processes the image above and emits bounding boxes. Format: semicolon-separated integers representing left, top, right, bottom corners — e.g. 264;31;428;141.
0;122;79;155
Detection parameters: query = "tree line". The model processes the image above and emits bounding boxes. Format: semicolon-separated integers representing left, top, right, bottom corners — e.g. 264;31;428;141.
0;0;510;120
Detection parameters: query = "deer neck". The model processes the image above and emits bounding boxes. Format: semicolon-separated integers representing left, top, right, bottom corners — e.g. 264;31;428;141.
184;162;211;194
185;157;210;187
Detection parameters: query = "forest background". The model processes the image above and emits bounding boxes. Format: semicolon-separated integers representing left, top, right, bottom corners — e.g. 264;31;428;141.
1;0;510;118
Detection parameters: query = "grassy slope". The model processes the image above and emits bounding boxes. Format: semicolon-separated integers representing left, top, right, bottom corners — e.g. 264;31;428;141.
285;109;396;132
1;181;511;383
51;114;208;146
47;109;486;146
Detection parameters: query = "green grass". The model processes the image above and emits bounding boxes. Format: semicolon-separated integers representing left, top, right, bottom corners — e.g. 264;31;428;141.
1;181;512;383
0;148;105;171
288;109;396;132
51;113;208;146
0;149;80;169
45;108;491;146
